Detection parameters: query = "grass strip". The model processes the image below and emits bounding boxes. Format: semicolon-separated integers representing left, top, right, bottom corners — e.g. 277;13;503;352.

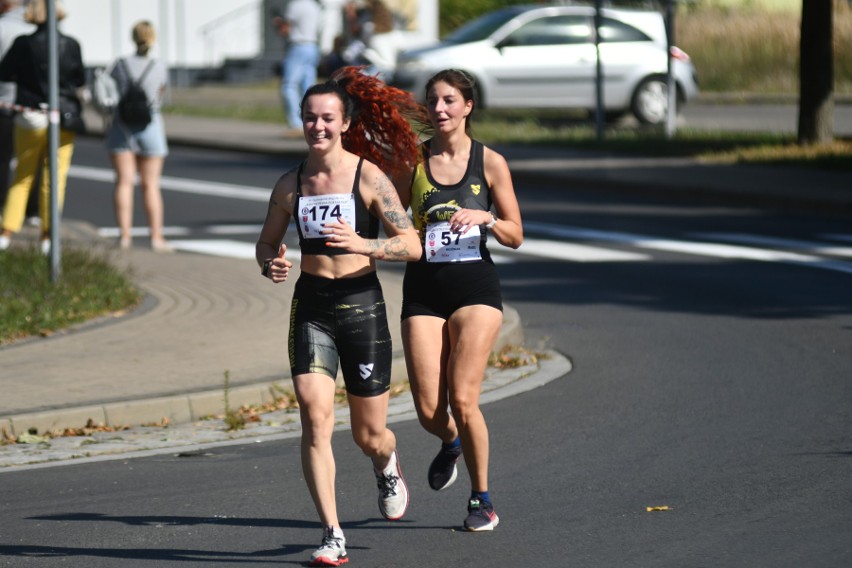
0;245;141;345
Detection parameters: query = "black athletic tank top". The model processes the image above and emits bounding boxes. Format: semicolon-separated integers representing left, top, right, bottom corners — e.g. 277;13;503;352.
409;139;493;250
294;158;378;255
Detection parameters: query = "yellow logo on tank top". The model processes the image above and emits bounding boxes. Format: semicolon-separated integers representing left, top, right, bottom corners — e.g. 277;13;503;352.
470;184;481;195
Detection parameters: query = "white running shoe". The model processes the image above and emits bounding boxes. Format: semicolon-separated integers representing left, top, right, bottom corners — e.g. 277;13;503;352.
374;449;409;521
309;525;348;567
39;238;50;256
0;235;9;250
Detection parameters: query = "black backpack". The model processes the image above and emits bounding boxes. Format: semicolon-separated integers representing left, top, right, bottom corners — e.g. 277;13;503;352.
117;58;155;127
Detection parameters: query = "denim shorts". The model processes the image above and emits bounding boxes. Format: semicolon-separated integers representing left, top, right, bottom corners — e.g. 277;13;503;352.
105;112;169;157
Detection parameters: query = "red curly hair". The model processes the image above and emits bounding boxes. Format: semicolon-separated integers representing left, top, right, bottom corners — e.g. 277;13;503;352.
330;66;428;179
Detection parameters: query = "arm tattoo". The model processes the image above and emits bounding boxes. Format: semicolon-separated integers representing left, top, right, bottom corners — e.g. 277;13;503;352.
365;237;409;260
383;237;410;260
375;175;411;229
384;210;410;229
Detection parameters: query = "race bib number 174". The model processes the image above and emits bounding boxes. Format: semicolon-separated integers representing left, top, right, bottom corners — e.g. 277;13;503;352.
298;193;356;239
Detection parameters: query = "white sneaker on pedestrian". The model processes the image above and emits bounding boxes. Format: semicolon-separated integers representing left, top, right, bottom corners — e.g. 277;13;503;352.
40;238;50;256
0;234;9;250
309;525;348;567
374;449;409;521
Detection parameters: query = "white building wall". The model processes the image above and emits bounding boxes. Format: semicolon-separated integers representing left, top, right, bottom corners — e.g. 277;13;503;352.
59;0;438;71
60;0;262;68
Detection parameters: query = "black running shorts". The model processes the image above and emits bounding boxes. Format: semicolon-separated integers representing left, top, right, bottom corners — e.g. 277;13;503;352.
289;271;392;397
401;258;503;321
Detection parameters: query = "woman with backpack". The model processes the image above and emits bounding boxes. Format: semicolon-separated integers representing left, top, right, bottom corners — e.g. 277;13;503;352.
105;20;171;252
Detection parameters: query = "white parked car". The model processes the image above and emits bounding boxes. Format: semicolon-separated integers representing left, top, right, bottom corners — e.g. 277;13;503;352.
390;4;699;124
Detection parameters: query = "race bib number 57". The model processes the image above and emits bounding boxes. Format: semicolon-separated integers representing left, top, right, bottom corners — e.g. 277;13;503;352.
425;221;482;263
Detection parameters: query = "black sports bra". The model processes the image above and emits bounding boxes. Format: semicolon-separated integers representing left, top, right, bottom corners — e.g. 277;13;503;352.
294;158;378;255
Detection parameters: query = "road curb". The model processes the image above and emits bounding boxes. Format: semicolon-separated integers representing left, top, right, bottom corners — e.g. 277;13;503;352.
0;349;570;471
2;304;523;438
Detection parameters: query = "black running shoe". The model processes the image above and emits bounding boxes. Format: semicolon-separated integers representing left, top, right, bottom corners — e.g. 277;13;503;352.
464;498;499;531
427;443;461;491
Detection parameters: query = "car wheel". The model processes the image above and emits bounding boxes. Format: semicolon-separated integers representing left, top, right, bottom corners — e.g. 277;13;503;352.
631;76;671;125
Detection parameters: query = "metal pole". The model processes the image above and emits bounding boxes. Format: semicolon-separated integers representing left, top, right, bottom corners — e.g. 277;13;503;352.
159;0;169;64
46;0;60;281
594;0;604;141
176;0;188;87
112;0;122;62
665;0;677;139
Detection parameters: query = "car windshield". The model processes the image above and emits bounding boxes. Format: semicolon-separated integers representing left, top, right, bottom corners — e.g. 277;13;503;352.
442;6;531;44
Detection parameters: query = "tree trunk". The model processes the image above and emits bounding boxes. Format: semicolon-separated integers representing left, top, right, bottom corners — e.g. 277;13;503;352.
797;0;834;145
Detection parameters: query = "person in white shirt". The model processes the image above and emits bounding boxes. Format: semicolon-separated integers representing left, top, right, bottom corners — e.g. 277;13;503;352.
104;20;171;253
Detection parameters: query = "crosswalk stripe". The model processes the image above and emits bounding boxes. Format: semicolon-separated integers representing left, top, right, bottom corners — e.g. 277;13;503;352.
93;220;852;276
509;237;649;262
169;239;303;262
692;232;852;259
70;165;270;202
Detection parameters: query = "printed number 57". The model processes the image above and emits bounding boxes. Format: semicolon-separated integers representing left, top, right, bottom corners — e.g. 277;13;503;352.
441;231;460;246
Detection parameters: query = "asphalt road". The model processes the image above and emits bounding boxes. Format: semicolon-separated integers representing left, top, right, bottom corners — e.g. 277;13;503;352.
1;135;851;566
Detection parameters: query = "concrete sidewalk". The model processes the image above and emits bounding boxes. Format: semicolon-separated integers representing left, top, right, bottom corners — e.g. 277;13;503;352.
2;105;850;449
0;218;524;438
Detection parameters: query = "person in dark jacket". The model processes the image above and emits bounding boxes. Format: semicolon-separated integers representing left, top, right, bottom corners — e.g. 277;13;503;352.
0;0;84;253
0;0;37;224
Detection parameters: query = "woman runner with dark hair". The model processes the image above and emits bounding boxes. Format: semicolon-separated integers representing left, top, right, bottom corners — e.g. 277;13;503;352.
399;69;523;532
255;67;425;567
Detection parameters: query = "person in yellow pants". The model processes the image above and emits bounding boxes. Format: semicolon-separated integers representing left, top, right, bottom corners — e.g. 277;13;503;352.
0;124;75;253
0;0;84;253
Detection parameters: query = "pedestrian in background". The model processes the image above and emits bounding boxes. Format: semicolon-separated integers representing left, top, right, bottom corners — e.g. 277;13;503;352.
255;66;424;567
398;69;523;532
105;20;171;252
0;0;84;254
271;0;320;131
0;0;35;226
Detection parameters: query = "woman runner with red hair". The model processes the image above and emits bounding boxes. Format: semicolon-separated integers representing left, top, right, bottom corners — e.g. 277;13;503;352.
255;67;424;567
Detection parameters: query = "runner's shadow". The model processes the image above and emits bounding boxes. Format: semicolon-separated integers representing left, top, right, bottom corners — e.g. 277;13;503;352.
11;514;404;563
0;543;306;564
27;512;310;528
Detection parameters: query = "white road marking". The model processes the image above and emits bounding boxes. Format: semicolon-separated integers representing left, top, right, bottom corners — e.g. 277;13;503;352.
169;239;303;262
70;166;850;275
70;165;270;202
98;225;262;238
169;240;256;259
98;226;191;238
692;232;852;258
511;238;649;262
524;221;852;275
